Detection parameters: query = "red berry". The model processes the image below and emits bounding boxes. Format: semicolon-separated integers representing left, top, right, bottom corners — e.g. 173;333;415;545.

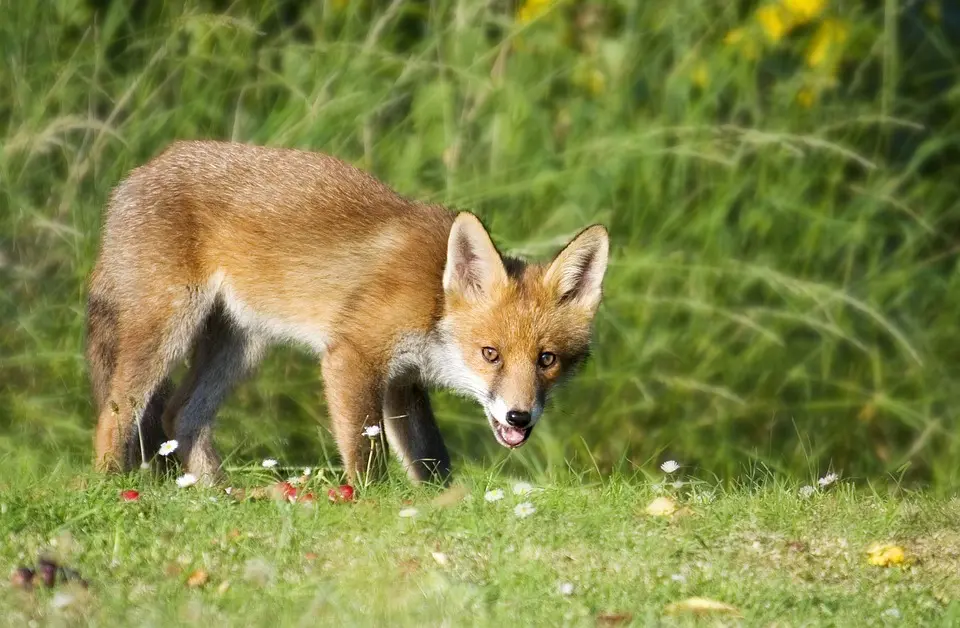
327;484;355;503
120;489;140;502
276;481;298;502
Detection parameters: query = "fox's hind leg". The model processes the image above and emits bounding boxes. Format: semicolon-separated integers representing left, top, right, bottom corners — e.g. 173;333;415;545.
383;381;451;485
162;305;264;484
92;291;213;473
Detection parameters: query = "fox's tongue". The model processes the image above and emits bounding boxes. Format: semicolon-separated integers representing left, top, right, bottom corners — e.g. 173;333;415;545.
500;425;526;446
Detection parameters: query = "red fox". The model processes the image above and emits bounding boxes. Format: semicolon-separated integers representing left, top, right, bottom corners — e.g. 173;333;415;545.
86;141;609;485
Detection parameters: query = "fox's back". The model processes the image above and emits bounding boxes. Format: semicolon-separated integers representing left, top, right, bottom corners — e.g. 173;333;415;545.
96;141;455;347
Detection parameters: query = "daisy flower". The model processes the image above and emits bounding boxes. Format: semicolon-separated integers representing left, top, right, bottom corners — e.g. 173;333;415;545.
158;440;178;456
362;425;382;438
514;502;536;518
799;485;816;498
484;489;505;502
660;460;680;474
559;582;575;596
303;467;312;476
513;482;533;495
818;472;838;488
398;507;418;518
176;474;198;488
262;458;278;469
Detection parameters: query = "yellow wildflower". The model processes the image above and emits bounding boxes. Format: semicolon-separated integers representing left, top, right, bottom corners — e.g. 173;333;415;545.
517;0;553;24
805;18;849;68
645;496;678;517
755;4;793;43
573;65;606;96
866;543;906;567
691;61;709;89
782;0;826;23
796;87;816;108
723;27;759;60
723;28;745;46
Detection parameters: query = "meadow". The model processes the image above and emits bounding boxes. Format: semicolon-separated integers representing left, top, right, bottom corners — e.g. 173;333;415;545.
2;0;960;624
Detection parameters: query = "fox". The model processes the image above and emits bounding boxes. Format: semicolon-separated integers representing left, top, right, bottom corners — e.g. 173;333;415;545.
85;140;609;486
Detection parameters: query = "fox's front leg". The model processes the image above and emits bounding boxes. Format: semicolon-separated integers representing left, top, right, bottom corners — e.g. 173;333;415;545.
321;345;388;484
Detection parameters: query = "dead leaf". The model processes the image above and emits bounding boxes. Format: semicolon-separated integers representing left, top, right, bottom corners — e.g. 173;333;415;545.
432;484;468;507
866;543;907;567
164;563;182;577
664;597;742;617
645;496;678;517
186;570;209;588
596;611;633;625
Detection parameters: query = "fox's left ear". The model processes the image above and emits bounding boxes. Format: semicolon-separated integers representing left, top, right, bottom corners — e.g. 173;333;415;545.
543;225;609;312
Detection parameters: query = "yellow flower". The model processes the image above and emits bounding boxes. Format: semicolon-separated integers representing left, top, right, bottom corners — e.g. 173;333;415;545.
755;4;793;43
691;61;709;89
517;0;553;24
723;27;759;60
573;65;606;96
796;87;816;108
805;18;849;68
723;28;745;46
645;496;678;517
866;543;906;567
782;0;826;23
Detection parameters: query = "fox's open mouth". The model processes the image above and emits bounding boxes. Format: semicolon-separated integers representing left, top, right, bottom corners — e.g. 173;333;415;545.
488;415;533;449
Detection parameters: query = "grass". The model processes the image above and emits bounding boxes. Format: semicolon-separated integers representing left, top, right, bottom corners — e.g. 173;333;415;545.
2;462;960;626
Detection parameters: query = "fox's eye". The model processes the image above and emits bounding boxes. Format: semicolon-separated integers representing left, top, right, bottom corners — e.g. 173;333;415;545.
482;347;501;363
538;352;557;369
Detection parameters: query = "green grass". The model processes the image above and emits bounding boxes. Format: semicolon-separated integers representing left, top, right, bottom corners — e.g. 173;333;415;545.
2;464;959;626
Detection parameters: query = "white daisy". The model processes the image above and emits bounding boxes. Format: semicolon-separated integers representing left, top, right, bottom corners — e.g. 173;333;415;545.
817;473;838;488
261;458;278;469
513;482;533;495
660;460;680;474
514;502;536;518
176;474;198;488
362;425;382;438
484;489;505;502
559;582;574;596
799;485;816;498
398;507;418;518
303;467;312;476
158;440;179;456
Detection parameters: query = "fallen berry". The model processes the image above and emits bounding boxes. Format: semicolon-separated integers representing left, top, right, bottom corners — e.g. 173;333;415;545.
120;489;140;502
10;567;34;590
37;558;57;588
327;484;355;503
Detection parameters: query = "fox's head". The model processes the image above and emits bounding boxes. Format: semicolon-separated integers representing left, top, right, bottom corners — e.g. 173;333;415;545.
439;212;609;450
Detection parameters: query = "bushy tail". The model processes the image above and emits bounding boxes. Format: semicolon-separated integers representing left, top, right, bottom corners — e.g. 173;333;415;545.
85;290;118;414
85;285;173;466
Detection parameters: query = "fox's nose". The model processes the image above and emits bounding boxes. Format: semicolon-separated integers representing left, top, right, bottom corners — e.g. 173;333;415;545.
506;410;532;428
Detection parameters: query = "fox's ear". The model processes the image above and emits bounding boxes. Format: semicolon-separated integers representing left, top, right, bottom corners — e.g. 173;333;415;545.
544;225;609;312
443;212;508;299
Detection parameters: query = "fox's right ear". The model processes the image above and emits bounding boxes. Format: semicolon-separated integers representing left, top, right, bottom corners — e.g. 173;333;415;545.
443;212;508;300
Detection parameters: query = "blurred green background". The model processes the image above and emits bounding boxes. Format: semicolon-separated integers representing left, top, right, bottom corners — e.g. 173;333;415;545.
2;0;959;487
